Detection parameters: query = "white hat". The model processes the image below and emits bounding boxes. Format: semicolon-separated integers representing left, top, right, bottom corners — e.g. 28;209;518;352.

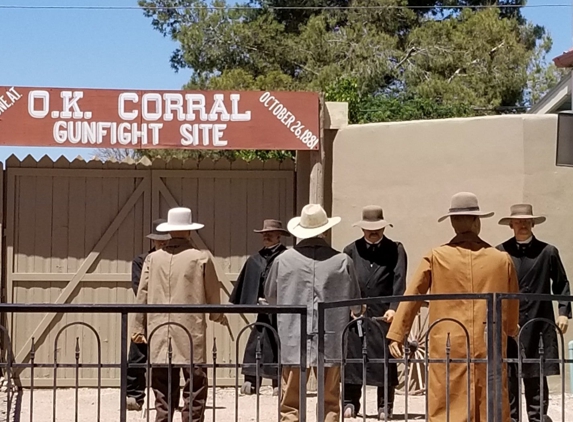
157;207;204;232
287;204;341;239
498;204;546;225
438;192;494;223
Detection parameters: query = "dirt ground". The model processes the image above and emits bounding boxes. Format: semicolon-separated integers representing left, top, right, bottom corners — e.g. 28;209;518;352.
6;386;573;421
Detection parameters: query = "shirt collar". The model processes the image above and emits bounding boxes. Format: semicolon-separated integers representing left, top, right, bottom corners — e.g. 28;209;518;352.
364;236;383;246
516;236;533;245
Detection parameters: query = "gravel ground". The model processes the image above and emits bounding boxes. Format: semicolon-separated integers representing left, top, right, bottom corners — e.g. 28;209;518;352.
4;387;572;421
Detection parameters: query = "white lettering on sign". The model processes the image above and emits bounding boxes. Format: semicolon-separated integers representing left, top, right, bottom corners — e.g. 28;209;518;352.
118;93;139;120
28;90;50;119
117;92;251;124
60;91;85;119
259;92;318;149
53;121;163;145
0;87;22;116
180;123;228;147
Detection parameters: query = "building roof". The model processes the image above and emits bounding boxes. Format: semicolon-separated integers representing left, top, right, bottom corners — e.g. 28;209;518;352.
527;72;571;114
554;50;573;68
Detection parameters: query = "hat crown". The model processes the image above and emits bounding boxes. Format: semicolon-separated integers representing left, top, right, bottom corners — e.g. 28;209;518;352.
510;204;534;217
262;219;284;230
299;204;329;229
449;192;480;212
362;205;384;221
151;218;167;233
167;207;194;226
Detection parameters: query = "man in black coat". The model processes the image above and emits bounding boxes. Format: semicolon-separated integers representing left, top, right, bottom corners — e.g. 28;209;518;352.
126;219;170;411
229;219;290;396
497;204;571;422
343;206;407;421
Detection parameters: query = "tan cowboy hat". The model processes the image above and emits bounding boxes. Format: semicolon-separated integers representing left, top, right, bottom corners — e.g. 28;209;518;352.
498;204;546;225
157;207;204;232
287;204;341;239
253;219;291;236
438;192;494;223
147;219;171;241
353;205;393;231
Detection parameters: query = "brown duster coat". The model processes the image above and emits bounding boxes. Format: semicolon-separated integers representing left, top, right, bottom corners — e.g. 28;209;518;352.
387;232;519;422
130;238;224;364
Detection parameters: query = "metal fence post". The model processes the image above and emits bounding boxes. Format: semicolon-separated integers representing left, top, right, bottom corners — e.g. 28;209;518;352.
486;294;496;422
317;304;325;422
300;310;308;422
120;312;128;422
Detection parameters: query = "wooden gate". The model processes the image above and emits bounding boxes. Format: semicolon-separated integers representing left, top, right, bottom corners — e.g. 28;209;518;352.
3;155;295;387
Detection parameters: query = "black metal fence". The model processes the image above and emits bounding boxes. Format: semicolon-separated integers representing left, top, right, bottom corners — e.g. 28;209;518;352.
317;293;572;422
0;294;570;421
0;304;307;422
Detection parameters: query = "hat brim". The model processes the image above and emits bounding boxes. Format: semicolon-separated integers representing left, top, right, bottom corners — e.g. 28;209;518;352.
352;220;393;231
438;211;494;223
146;233;171;241
253;228;291;236
287;216;341;239
156;222;204;232
498;215;546;226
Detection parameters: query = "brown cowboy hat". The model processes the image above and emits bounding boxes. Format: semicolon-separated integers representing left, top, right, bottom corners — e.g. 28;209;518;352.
498;204;546;225
353;205;393;231
438;192;494;223
254;219;291;236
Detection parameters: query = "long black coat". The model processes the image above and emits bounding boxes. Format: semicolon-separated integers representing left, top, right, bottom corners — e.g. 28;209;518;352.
343;237;407;386
229;244;286;379
498;237;572;377
131;248;155;295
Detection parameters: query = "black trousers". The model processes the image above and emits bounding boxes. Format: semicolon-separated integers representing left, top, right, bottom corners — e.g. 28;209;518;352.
126;341;147;403
508;366;550;422
343;384;395;414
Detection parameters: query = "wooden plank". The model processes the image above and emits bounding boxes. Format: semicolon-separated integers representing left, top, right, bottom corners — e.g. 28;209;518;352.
8;168;150;178
10;273;131;282
149;169;292;179
229;177;248;283
51;176;70;275
14;178;149;363
5;170;17;337
34;173;53;274
246;178;264;255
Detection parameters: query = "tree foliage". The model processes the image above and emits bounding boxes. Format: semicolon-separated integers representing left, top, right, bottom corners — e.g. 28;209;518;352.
135;0;561;161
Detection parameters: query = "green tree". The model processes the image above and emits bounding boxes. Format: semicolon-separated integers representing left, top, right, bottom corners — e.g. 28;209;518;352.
136;0;560;159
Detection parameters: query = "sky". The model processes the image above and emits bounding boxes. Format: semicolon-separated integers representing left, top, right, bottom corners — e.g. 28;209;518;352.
0;0;571;163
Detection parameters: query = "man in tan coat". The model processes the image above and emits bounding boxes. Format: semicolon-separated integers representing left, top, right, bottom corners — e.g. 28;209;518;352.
387;192;519;422
131;207;228;422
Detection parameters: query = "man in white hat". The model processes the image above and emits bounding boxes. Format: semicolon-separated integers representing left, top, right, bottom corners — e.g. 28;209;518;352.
343;206;407;420
127;219;171;411
497;204;571;422
387;192;519;422
264;204;362;422
131;207;228;422
229;219;291;396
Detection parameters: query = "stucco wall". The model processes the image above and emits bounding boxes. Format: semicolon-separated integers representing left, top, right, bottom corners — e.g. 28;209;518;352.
331;114;573;391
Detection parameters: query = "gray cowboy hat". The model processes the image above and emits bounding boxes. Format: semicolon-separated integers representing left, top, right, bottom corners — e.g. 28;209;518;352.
438;192;494;223
353;205;393;231
147;219;171;241
498;204;546;226
253;219;291;236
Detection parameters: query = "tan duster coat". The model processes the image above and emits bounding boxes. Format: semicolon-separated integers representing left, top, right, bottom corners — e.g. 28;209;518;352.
387;233;519;422
130;238;224;364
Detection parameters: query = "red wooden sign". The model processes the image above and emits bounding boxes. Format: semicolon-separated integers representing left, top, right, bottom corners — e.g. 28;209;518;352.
0;86;320;150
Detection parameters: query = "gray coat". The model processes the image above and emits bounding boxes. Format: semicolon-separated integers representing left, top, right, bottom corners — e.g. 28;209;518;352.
264;237;361;367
